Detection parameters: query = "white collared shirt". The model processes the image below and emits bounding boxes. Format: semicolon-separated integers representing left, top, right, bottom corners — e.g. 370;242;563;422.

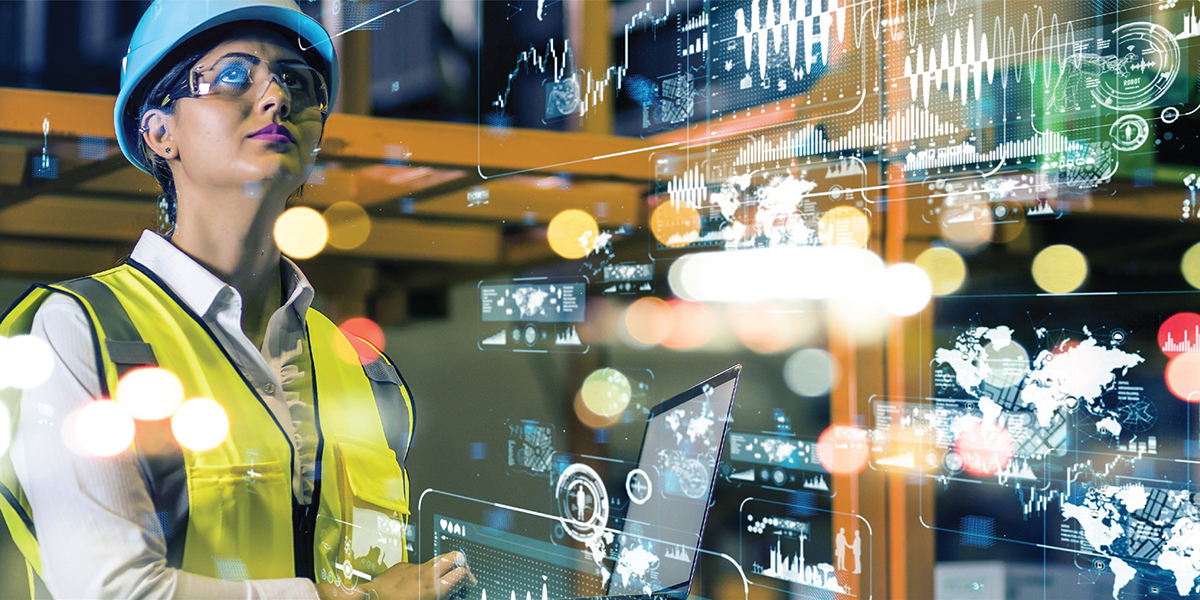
11;229;321;600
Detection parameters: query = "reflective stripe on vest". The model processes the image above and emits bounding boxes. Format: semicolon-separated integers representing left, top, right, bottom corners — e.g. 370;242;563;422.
0;262;413;586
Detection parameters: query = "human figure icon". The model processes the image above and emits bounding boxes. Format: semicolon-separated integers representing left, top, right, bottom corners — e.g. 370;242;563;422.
835;527;848;571
851;530;862;574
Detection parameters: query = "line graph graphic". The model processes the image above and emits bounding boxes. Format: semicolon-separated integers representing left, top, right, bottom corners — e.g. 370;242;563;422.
490;0;685;119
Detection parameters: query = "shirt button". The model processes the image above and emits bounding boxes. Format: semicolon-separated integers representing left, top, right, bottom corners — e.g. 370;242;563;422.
264;382;276;395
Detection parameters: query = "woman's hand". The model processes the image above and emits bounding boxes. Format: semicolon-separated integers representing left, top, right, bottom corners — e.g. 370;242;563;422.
349;551;477;600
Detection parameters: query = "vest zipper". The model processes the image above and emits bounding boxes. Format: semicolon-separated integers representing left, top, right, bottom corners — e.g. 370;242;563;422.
296;320;324;580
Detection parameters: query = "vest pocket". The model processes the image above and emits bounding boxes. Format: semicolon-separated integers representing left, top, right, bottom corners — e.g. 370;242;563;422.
334;439;410;578
185;460;293;580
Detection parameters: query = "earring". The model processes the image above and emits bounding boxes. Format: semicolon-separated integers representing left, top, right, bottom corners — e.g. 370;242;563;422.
164;147;171;154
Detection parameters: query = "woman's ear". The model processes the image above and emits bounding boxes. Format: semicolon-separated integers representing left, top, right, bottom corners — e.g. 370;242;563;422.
140;110;176;161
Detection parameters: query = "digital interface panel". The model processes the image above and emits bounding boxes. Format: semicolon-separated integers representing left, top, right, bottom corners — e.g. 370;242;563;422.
460;0;1200;596
478;278;589;353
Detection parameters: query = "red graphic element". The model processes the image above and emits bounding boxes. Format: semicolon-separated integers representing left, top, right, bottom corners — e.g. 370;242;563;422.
954;421;1014;476
1158;312;1200;357
816;424;870;475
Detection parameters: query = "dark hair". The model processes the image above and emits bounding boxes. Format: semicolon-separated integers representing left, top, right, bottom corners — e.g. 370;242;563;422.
133;21;325;236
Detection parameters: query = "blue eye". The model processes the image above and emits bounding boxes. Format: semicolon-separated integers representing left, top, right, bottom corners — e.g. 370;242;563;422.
217;65;250;86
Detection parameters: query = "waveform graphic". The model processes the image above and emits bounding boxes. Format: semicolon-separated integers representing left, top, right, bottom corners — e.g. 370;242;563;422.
1162;327;1200;354
898;4;1077;102
733;104;960;166
1179;5;1200;40
904;131;1083;172
712;0;1077;107
802;475;829;491
729;0;850;85
555;326;582;346
904;16;994;106
665;545;690;561
476;582;549;600
665;163;708;208
757;534;847;592
1027;198;1055;217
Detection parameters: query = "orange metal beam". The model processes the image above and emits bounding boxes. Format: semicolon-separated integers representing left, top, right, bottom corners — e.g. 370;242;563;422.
882;0;935;594
417;178;642;225
0;195;503;265
0;87;659;182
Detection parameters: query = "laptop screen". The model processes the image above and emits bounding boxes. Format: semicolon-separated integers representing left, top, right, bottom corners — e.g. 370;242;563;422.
608;366;740;597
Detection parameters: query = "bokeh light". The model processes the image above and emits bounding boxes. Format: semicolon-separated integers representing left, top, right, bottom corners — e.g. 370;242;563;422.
783;348;840;397
650;201;702;248
938;199;994;251
171;398;230;452
115;367;184;421
1166;352;1200;402
0;336;7;390
1031;244;1087;294
914;247;967;296
991;205;1026;244
0;334;54;390
817;206;870;248
337;317;386;366
879;263;933;316
581;368;632;418
661;301;715;350
579;296;622;346
574;391;621;429
954;421;1014;476
547;209;599;260
624;297;674;346
324;202;372;250
828;296;888;345
669;246;884;303
816;424;870;475
72;400;135;457
1182;242;1200;290
274;207;329;259
0;403;10;458
728;305;813;354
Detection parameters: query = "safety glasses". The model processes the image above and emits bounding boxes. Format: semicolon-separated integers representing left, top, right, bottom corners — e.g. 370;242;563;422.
161;52;329;117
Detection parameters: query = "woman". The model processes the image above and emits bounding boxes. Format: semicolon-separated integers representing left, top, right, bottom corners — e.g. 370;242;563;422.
0;1;473;598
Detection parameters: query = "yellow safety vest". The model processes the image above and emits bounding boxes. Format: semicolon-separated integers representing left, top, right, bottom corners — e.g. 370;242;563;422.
0;259;413;592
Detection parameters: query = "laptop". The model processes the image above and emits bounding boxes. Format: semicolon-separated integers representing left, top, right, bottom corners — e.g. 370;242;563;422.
420;364;742;600
599;363;741;599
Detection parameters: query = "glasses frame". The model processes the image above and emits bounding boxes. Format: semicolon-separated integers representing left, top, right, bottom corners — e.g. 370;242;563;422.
158;53;330;117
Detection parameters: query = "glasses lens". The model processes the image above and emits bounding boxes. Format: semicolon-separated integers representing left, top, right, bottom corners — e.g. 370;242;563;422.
281;65;328;114
194;55;255;97
192;56;329;114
